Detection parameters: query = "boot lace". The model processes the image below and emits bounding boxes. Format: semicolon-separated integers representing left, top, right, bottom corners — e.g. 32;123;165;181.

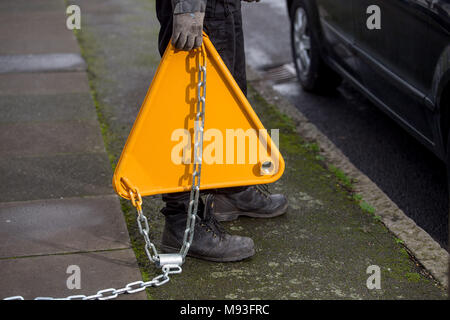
255;184;271;198
199;195;228;239
201;214;227;239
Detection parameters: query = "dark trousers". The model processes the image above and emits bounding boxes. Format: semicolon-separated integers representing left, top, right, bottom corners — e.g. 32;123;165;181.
156;0;248;215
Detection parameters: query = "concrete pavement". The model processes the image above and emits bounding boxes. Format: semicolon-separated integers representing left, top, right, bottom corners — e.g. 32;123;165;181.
0;0;146;300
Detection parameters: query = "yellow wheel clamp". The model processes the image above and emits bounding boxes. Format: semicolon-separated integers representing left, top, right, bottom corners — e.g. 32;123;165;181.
113;34;284;200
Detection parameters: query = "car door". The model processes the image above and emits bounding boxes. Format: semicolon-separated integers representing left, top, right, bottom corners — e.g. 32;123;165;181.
316;0;360;79
353;0;435;143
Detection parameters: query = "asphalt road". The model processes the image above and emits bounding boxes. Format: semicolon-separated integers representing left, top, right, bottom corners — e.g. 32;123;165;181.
242;0;449;249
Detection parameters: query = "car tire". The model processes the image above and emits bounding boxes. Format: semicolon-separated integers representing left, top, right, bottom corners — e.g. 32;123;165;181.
289;0;341;93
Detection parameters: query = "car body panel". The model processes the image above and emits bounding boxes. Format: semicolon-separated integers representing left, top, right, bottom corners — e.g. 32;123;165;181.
287;0;450;160
315;0;360;78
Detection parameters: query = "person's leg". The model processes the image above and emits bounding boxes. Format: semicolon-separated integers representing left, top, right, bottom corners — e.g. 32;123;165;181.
156;0;193;215
157;0;248;212
155;0;254;262
203;2;249;196
156;0;173;56
156;0;287;227
204;3;289;221
229;3;247;96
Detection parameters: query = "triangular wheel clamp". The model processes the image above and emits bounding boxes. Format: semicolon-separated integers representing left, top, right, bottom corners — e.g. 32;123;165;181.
113;34;285;199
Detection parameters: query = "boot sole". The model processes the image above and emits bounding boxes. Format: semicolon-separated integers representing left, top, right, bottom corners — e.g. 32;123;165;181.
214;201;289;222
160;245;255;263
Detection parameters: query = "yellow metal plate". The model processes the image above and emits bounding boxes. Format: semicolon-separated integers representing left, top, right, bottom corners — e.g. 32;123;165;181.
113;35;285;199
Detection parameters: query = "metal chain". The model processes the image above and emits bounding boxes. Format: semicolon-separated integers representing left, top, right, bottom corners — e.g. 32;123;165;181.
3;45;207;301
3;265;181;300
180;44;207;259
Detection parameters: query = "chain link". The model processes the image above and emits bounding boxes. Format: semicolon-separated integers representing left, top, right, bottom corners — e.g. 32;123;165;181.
3;45;207;301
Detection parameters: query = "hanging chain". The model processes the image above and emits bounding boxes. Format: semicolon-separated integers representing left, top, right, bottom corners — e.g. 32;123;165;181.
3;45;207;301
180;43;207;258
125;181;160;264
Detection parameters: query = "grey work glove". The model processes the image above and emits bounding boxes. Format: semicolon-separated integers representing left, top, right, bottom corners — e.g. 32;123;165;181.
172;12;205;51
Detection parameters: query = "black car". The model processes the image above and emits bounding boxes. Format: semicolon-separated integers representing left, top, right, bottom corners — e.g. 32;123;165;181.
287;0;450;167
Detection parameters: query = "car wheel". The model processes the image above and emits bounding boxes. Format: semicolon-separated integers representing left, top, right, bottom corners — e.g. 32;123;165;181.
290;0;341;93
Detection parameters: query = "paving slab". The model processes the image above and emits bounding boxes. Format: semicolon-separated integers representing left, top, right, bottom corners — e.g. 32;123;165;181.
71;0;162;133
0;120;105;158
0;10;80;55
0;153;113;202
0;195;130;258
0;93;98;124
0;53;86;74
0;249;146;300
0;72;90;95
0;0;65;13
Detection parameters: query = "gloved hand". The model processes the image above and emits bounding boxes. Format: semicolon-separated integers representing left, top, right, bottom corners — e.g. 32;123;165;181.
172;12;205;51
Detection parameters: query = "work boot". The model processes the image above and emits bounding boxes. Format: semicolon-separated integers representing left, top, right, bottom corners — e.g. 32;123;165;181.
161;194;255;262
213;185;288;222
